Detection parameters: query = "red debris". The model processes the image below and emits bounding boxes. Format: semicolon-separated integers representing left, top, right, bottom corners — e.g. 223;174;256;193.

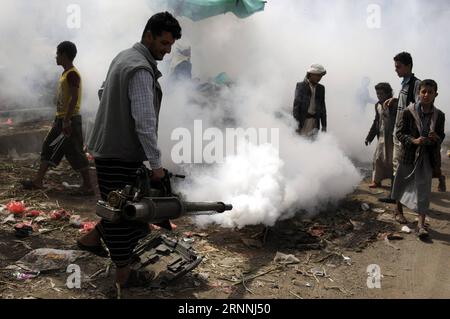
50;209;71;220
80;221;96;233
6;201;26;215
0;118;13;126
308;224;327;238
25;210;43;217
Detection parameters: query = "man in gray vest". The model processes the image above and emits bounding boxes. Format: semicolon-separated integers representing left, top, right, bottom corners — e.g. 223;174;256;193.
77;12;182;289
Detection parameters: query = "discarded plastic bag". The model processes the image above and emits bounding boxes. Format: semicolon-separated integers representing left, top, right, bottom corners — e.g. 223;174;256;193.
62;182;81;189
14;222;35;238
274;252;300;264
1;214;16;224
25;210;42;217
6;201;26;215
50;209;70;220
11;249;88;273
69;215;83;228
401;226;412;234
13;271;40;280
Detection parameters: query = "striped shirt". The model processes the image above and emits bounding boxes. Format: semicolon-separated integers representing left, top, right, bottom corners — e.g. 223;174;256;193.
128;69;161;169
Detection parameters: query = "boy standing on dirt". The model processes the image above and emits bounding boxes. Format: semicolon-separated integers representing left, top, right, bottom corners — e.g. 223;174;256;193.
391;80;445;239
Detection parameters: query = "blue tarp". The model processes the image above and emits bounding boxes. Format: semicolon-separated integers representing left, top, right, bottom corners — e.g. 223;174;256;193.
166;0;266;21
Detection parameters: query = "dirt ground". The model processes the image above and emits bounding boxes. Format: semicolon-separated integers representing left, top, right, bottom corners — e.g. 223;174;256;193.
0;137;449;299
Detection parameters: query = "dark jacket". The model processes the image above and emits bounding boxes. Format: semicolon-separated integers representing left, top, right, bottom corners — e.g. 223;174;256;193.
396;103;445;173
366;102;397;143
293;80;327;131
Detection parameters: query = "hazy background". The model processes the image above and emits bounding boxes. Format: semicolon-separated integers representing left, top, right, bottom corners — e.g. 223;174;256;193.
1;0;449;227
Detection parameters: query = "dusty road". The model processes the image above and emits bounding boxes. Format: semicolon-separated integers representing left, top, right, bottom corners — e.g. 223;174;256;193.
350;143;450;299
0;139;449;299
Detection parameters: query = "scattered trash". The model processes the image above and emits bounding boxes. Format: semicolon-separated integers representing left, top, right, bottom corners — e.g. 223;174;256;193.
50;209;70;220
371;208;386;214
310;267;326;277
361;203;370;211
80;221;96;233
273;252;300;264
6;201;26;215
401;226;412;234
25;210;42;217
183;238;195;243
308;224;326;237
1;214;16;224
377;213;394;221
0;204;6;214
62;182;81;189
342;255;352;265
34;216;49;224
69;215;83;228
12;271;40;281
183;231;193;238
10;249;88;273
183;231;208;238
241;238;263;248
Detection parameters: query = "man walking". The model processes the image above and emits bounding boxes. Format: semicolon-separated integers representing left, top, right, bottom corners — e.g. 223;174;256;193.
78;12;182;289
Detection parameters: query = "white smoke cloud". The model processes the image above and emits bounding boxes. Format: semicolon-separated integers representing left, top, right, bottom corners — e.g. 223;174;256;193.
1;0;449;228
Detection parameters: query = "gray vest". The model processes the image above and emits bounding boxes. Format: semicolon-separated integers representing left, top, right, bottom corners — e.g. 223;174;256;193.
88;43;162;161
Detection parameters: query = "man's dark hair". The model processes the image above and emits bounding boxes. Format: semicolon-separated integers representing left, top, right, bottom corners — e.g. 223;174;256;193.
394;52;413;68
57;41;77;61
375;82;393;97
142;12;182;40
420;79;438;92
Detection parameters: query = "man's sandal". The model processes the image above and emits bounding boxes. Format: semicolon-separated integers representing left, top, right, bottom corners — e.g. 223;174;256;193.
394;213;408;225
416;227;429;239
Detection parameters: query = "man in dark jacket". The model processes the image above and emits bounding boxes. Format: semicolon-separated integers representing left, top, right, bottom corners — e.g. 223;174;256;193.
293;64;327;137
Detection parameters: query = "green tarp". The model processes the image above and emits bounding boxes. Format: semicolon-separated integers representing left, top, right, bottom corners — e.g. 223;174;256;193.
167;0;266;21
